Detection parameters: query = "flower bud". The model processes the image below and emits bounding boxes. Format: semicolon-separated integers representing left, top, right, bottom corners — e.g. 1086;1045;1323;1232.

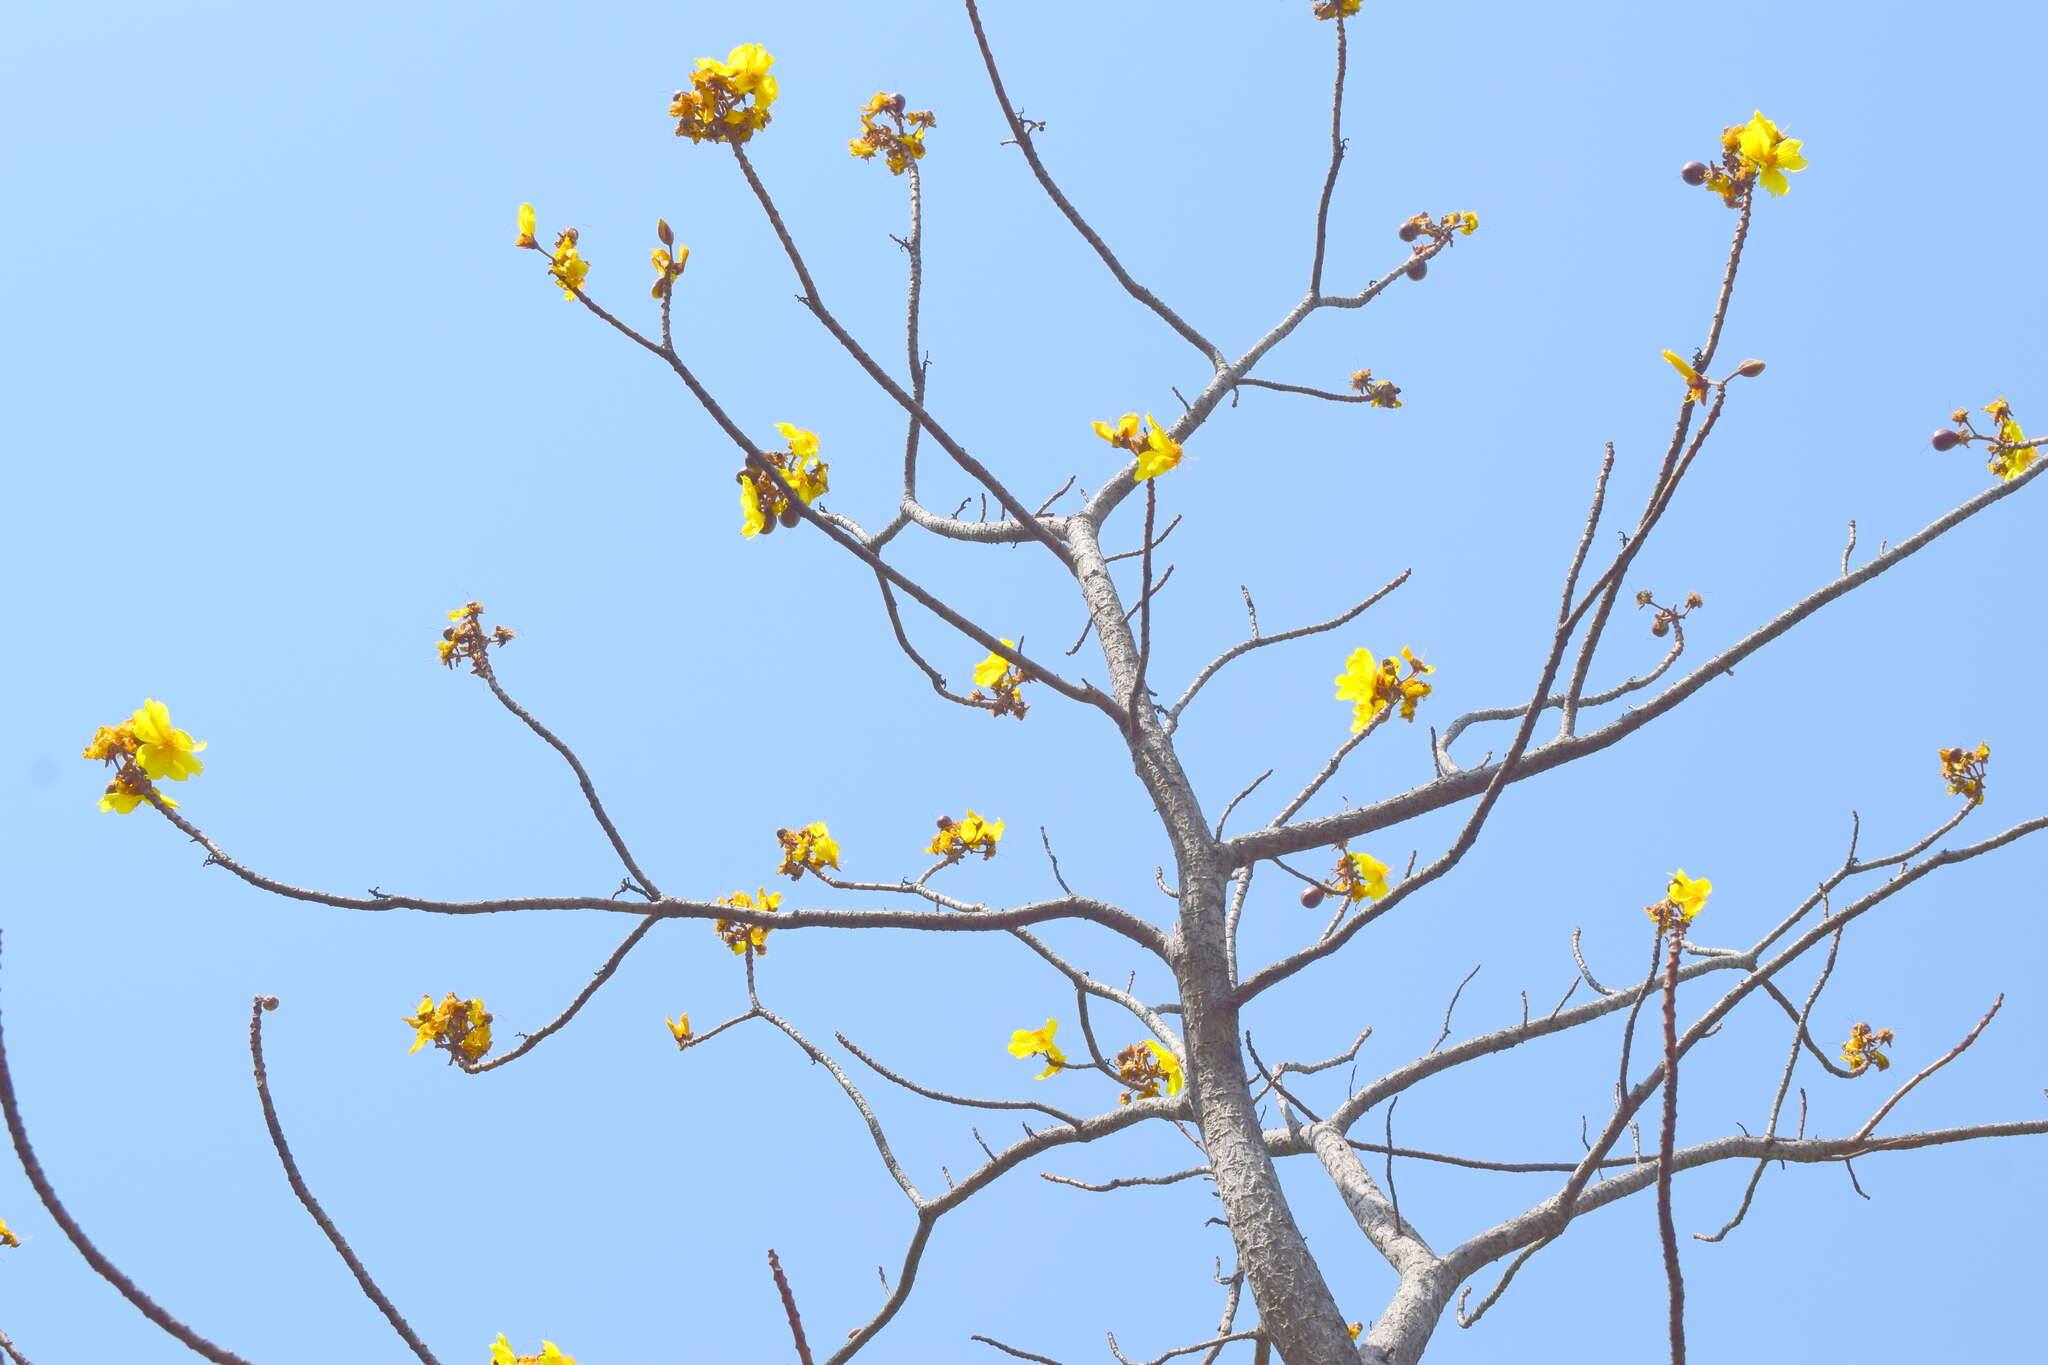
778;504;802;529
1679;161;1709;186
1734;358;1766;377
1397;221;1420;243
1300;885;1327;909
1405;260;1427;282
657;218;675;246
1930;428;1963;451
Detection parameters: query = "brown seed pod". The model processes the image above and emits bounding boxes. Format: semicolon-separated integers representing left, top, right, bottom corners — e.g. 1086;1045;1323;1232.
1930;428;1963;451
1405;260;1427;282
1679;161;1709;186
778;504;802;529
1397;221;1420;243
1300;885;1327;909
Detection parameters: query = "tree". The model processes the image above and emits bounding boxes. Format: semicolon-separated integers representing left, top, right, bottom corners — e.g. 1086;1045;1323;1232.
5;3;2044;1363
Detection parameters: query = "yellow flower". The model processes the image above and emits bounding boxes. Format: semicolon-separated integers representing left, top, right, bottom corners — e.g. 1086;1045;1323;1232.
1455;211;1479;235
1662;350;1710;404
974;641;1017;688
1981;398;2037;482
849;92;937;176
1348;1323;1364;1342
1092;412;1182;480
491;1335;579;1365
715;887;782;955
672;44;778;145
1144;1039;1185;1095
1312;0;1363;17
775;822;840;880
98;772;175;815
1332;848;1390;903
1091;413;1141;446
130;699;205;782
665;1012;693;1048
1736;111;1807;196
81;723;134;762
515;203;538;249
1009;1019;1065;1079
1335;647;1433;731
549;229;589;300
929;810;1005;861
0;1219;19;1249
775;422;820;460
1939;742;1991;805
1667;870;1711;919
738;472;767;538
1112;1039;1186;1101
1839;1021;1894;1075
650;245;689;299
403;993;493;1064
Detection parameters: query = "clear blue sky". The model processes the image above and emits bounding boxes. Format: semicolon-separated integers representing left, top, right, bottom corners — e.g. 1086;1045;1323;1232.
4;2;2044;1361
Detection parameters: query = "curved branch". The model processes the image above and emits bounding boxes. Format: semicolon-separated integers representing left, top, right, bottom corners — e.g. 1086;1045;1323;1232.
249;999;441;1364
0;937;255;1365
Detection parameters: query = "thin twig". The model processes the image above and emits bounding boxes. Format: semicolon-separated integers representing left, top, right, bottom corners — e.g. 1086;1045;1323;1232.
250;999;441;1364
0;935;256;1365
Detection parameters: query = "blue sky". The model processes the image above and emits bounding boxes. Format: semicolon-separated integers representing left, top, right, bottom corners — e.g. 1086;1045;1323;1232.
3;1;2044;1362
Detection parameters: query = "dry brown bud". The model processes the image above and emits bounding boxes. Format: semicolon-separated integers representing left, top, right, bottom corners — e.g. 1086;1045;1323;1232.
1684;591;1704;609
657;218;674;246
1679;161;1709;186
1734;358;1767;377
1397;221;1420;243
1930;428;1962;451
1405;260;1427;282
1300;885;1327;909
1651;618;1669;637
778;504;802;529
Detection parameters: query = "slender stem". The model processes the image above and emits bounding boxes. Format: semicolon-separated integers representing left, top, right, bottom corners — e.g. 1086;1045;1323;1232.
250;1000;442;1364
0;935;256;1365
1657;927;1687;1365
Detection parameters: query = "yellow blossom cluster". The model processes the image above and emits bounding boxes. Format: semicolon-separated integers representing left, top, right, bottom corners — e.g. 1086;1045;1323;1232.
438;601;516;673
492;1335;578;1365
1312;0;1363;17
970;639;1032;720
515;205;592;301
1333;646;1434;731
848;91;937;175
670;43;778;146
403;993;493;1065
665;1012;694;1049
1839;1021;1894;1074
1939;743;1991;806
1931;398;2036;482
649;218;689;300
1329;847;1391;904
549;229;589;300
928;811;1004;863
82;698;205;814
0;1219;18;1249
1644;870;1712;933
1092;412;1184;481
1683;111;1807;206
714;887;781;956
1347;369;1403;408
1113;1040;1186;1103
739;424;830;538
776;821;843;880
1008;1018;1065;1079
